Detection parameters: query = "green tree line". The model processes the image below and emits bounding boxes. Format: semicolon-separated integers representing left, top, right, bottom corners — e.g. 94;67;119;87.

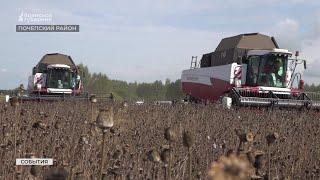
304;84;320;92
78;64;184;101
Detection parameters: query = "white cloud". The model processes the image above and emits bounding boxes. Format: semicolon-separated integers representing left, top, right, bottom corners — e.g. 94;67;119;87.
0;68;7;72
268;18;301;51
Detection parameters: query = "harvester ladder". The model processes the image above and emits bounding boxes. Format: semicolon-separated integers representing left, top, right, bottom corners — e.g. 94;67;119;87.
190;56;198;69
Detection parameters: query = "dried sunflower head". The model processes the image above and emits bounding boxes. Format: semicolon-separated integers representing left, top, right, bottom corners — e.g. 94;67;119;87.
148;150;161;163
122;101;128;107
112;149;122;160
96;107;114;129
236;130;254;143
3;104;8;111
245;132;254;143
10;96;19;107
183;130;194;148
164;127;176;142
19;84;25;91
25;152;36;158
208;153;254;180
44;167;69;180
90;94;97;103
266;132;279;145
30;165;40;177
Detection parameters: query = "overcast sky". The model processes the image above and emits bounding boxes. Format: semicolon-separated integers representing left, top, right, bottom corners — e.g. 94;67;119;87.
0;0;320;89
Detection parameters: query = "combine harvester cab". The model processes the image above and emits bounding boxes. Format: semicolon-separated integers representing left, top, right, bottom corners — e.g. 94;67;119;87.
27;53;84;99
181;33;320;109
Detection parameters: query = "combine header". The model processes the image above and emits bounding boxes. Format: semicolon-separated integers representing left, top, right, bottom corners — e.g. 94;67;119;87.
181;33;320;109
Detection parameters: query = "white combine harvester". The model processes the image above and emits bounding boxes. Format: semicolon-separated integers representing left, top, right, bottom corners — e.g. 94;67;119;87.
28;53;83;96
6;53;89;101
181;33;320;109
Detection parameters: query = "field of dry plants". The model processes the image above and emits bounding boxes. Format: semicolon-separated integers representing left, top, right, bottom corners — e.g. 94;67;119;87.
0;101;320;180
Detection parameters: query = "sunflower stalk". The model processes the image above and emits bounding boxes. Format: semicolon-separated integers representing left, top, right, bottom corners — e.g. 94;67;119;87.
99;130;107;180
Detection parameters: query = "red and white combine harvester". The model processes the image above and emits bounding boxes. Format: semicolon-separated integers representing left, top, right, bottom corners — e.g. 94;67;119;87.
8;53;116;102
181;33;320;109
22;53;87;100
28;53;83;95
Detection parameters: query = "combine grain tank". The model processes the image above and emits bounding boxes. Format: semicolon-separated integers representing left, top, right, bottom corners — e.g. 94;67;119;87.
181;33;320;109
27;53;83;95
